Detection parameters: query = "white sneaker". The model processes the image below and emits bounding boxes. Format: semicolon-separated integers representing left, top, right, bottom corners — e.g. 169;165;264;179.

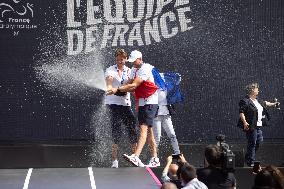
123;154;144;167
111;160;118;168
146;157;160;167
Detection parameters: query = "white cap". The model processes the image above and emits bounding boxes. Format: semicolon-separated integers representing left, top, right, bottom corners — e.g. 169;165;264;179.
127;50;142;62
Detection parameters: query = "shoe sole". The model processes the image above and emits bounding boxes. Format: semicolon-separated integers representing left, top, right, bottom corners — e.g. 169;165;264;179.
145;164;160;168
122;154;139;167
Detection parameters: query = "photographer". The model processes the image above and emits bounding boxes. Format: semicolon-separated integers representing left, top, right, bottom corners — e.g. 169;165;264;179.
197;145;236;189
162;154;207;189
161;155;182;189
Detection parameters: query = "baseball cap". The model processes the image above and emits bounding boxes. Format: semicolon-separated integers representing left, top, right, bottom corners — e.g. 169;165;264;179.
127;50;142;62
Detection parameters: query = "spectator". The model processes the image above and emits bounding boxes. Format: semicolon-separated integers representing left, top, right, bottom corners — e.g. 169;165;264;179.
252;165;284;189
178;163;208;189
161;155;182;189
161;182;178;189
197;145;236;189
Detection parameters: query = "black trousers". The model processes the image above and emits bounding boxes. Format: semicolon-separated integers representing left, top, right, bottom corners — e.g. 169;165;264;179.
107;104;137;144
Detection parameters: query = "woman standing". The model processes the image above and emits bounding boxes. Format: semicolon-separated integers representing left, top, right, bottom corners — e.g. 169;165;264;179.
237;83;280;167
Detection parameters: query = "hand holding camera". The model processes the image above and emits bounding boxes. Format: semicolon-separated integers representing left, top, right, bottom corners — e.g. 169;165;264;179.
171;153;187;165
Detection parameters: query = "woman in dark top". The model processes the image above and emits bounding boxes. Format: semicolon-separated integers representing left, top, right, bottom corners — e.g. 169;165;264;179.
237;83;280;166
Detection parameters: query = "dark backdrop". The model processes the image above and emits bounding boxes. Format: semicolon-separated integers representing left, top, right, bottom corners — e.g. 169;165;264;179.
0;0;283;143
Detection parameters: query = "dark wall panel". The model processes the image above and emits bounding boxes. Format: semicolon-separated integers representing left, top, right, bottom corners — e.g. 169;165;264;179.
0;0;283;143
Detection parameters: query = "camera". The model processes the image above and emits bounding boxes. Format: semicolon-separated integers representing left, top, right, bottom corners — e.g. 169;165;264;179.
216;134;235;171
172;154;181;160
172;154;183;165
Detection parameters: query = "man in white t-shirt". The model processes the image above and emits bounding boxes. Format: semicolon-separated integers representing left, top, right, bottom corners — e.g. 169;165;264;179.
106;50;160;167
153;73;180;155
180;163;208;189
105;49;137;168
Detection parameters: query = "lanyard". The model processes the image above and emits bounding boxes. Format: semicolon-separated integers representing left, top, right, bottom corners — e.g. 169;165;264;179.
115;65;127;85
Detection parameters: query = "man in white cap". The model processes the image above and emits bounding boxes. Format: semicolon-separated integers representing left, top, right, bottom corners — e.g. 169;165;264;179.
106;50;160;167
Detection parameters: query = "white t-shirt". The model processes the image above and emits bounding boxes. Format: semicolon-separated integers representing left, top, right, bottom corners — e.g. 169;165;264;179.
130;63;158;106
157;83;170;115
104;65;131;106
182;178;208;189
251;99;264;126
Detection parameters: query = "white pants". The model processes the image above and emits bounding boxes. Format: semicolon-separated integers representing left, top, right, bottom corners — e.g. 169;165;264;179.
153;115;180;154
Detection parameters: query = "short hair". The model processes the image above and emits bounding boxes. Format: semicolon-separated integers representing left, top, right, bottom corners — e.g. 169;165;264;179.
253;165;284;189
245;83;259;95
263;165;284;189
205;144;222;166
160;182;178;189
115;48;127;58
253;170;276;189
178;163;197;183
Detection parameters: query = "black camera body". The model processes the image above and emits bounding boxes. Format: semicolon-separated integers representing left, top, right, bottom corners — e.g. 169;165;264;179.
216;134;235;171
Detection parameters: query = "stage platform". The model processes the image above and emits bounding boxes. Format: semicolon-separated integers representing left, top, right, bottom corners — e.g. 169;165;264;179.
0;142;283;168
0;167;161;189
0;142;283;188
1;167;284;189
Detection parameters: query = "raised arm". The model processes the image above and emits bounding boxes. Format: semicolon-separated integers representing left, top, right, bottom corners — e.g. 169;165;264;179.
161;156;173;182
